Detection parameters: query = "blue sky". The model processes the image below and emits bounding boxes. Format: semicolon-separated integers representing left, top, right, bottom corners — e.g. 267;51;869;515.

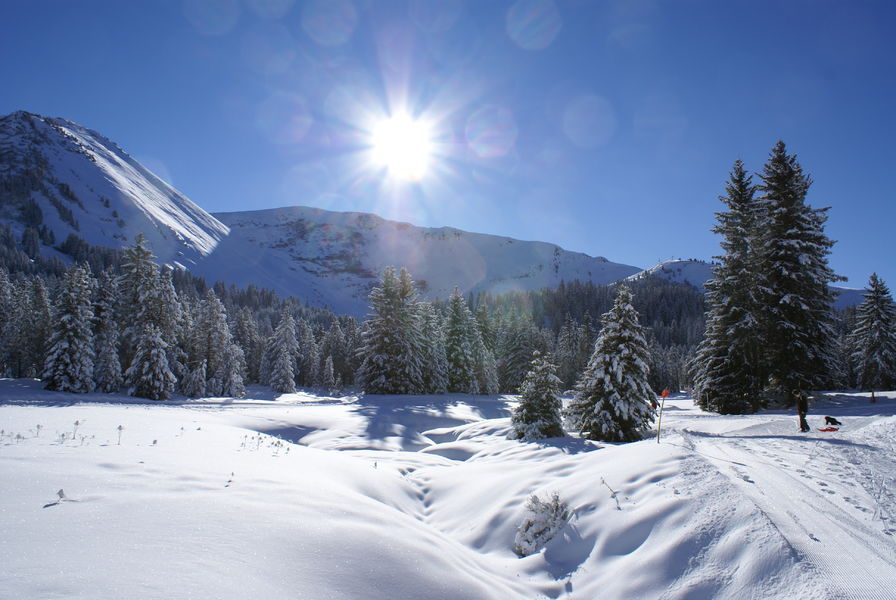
2;0;894;288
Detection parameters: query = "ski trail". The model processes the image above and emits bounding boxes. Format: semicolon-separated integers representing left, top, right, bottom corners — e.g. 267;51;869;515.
689;431;896;600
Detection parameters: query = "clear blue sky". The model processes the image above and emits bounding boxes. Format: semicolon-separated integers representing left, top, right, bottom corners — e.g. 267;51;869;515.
2;0;894;288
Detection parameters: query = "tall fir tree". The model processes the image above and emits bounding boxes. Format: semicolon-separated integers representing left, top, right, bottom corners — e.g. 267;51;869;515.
93;270;123;393
756;141;840;400
269;311;299;393
321;355;336;391
566;286;656;442
419;302;448;394
126;323;177;400
357;267;426;394
297;317;320;387
118;234;159;365
194;289;244;397
445;288;479;394
692;160;763;413
43;265;96;393
510;351;564;441
848;273;896;397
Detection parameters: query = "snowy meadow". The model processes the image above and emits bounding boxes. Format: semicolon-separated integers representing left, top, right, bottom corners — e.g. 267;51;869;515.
2;381;894;599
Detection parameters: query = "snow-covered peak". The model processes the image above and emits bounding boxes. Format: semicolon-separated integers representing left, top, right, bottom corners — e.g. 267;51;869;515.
626;259;716;291
198;205;642;315
0;111;228;264
627;258;863;309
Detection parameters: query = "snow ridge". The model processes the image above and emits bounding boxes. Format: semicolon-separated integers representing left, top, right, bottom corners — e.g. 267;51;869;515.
0;111;228;264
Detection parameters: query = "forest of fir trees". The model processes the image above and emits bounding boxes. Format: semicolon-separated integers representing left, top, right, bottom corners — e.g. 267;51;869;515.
0;232;704;399
3;141;892;408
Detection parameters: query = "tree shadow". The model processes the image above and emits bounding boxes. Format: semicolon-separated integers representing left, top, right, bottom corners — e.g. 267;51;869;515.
350;394;512;451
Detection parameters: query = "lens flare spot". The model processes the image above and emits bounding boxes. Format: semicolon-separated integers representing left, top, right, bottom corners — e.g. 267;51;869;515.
302;0;358;47
562;94;617;149
506;0;562;51
465;105;518;159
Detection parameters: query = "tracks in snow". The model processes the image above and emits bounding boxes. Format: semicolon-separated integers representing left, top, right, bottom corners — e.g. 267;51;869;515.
688;429;896;600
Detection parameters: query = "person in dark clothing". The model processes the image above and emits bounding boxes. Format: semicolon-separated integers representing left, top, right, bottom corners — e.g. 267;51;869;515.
795;390;810;432
825;416;843;426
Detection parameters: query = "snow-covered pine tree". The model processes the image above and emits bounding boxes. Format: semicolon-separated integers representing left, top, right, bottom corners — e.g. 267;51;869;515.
848;273;896;396
475;302;496;352
476;345;500;395
296;317;319;387
321;355;336;391
93;270;123;393
498;314;541;393
510;351;564;441
555;314;582;389
3;277;52;378
320;320;347;384
692;160;763;413
43;265;96;393
269;311;299;393
419;302;448;394
445;288;479;394
566;286;656;442
118;234;159;364
194;290;244;397
755;142;840;400
126;323;176;400
233;307;262;383
181;359;207;398
218;342;247;398
357;267;426;394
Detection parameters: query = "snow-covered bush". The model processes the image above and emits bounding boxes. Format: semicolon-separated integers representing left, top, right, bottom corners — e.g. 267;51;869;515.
513;491;570;557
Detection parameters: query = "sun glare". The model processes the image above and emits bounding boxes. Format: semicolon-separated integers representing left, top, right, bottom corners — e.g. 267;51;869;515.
370;114;432;181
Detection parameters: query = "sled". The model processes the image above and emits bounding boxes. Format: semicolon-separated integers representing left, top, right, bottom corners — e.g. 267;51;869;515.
817;426;839;432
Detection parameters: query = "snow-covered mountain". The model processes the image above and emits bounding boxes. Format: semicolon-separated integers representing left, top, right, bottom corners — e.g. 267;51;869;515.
630;259;865;309
627;259;717;292
0;111;866;314
199;206;642;315
0;111;228;265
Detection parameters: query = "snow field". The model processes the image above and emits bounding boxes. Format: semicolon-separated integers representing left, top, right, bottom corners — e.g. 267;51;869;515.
2;382;893;599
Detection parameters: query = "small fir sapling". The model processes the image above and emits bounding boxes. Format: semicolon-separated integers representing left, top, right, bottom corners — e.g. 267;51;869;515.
117;425;124;445
513;491;570;557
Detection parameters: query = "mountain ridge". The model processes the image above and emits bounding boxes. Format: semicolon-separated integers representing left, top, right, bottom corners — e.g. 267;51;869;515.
0;111;866;314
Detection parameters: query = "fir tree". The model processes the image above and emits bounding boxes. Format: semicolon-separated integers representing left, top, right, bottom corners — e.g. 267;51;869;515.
93;270;123;392
321;355;336;391
234;307;262;383
118;234;159;364
296;318;319;387
419;302;448;394
445;288;479;394
357;267;425;394
848;274;896;396
126;323;176;400
692;160;763;413
566;286;655;442
269;311;299;393
194;289;244;397
43;265;95;393
181;359;207;398
756;142;840;400
498;315;541;393
510;351;564;441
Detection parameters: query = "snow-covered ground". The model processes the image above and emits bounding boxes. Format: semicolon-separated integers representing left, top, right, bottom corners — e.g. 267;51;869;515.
1;380;894;599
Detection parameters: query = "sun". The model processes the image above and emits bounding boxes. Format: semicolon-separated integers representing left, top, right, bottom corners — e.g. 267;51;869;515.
370;114;432;181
